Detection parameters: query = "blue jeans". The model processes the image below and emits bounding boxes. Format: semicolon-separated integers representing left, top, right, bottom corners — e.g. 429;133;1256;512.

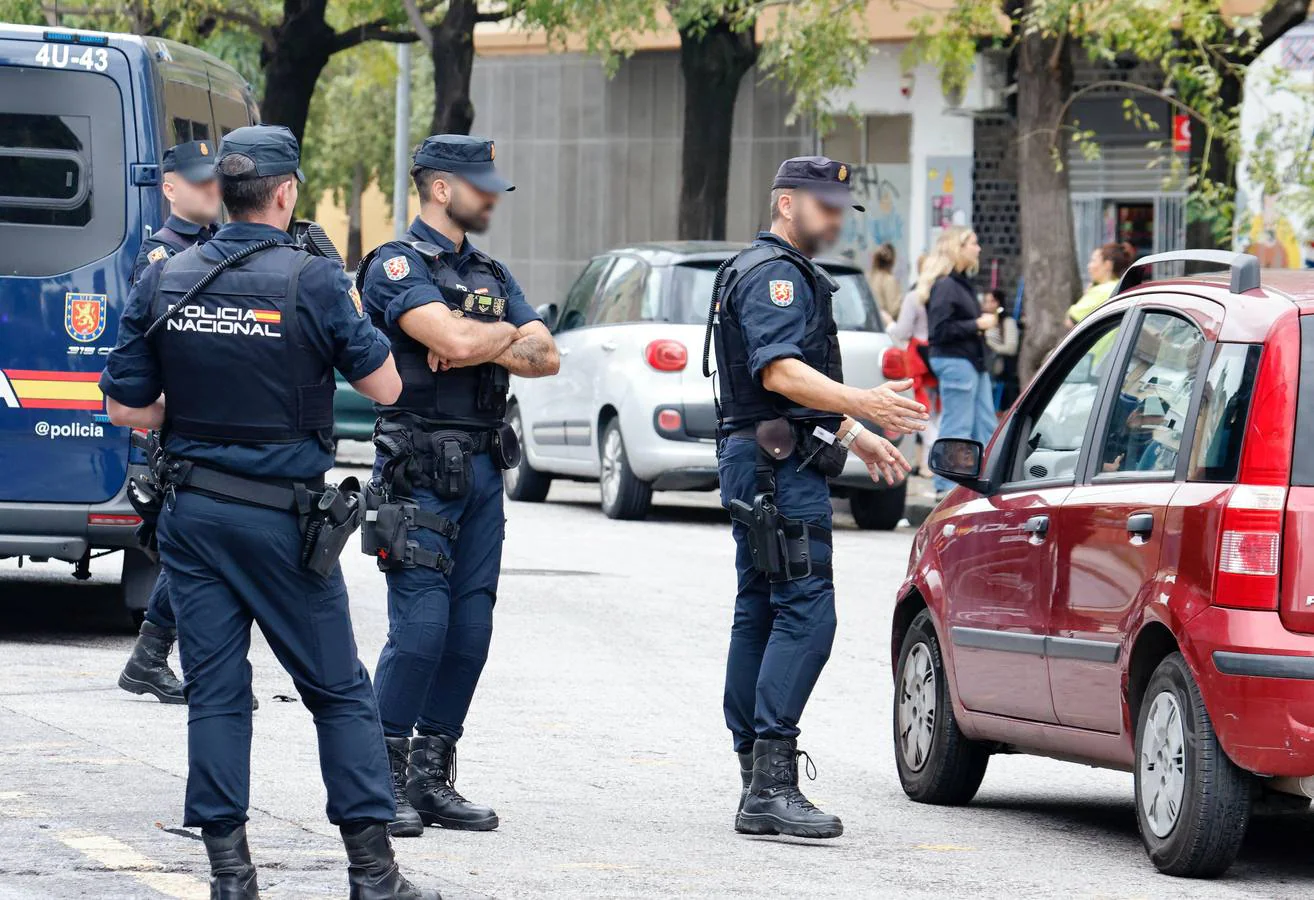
930;357;997;493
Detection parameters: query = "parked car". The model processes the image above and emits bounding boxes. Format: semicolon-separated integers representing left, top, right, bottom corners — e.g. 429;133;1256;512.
506;241;912;527
892;249;1314;877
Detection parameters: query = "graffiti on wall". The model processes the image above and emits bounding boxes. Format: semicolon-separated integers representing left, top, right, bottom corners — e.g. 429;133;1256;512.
833;163;911;283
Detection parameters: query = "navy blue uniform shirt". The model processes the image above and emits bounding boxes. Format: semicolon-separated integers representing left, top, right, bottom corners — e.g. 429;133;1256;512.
101;222;392;479
130;214;217;285
728;232;819;384
362;216;539;331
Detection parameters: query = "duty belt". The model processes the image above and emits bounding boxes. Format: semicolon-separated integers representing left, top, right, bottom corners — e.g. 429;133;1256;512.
161;459;324;511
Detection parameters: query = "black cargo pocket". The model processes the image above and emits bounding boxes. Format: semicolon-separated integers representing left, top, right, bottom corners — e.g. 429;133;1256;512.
308;582;361;692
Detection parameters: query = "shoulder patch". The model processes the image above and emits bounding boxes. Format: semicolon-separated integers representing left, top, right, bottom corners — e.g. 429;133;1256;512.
348;284;364;316
383;255;410;281
147;245;170;264
768;280;795;307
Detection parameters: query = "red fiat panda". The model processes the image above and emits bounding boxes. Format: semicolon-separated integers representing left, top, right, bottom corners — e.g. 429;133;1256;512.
891;251;1314;878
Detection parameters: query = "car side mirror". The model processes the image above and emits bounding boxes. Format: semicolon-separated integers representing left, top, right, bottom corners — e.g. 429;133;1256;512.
537;302;559;331
929;438;990;494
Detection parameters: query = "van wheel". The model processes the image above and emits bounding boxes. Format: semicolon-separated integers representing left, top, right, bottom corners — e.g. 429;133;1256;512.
1134;652;1252;877
504;405;551;503
894;609;989;804
850;483;906;530
599;420;651;520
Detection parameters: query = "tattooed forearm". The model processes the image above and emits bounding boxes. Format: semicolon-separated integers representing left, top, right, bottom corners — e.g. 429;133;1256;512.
496;325;560;377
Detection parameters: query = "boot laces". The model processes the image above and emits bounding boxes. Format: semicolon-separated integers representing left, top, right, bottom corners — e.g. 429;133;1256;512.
784;750;819;810
414;745;473;806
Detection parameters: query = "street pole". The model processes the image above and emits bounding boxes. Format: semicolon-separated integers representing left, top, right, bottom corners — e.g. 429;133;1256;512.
393;42;411;240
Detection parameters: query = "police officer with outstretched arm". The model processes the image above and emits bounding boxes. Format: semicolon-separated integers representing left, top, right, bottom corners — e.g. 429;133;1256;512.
358;135;559;838
101;125;438;900
710;156;927;839
118;139;222;705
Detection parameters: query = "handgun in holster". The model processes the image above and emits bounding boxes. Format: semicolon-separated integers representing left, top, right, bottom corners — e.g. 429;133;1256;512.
298;477;363;577
728;493;816;583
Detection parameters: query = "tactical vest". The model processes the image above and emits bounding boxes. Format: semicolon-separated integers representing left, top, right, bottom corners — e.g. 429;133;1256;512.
712;242;844;432
358;234;513;427
150;224;193;254
151;244;335;446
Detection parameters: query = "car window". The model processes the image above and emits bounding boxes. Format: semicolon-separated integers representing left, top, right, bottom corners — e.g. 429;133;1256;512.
1187;343;1260;482
1010;317;1123;484
0;67;126;278
591;256;648;325
557;256;610;333
1096;312;1204;477
828;269;882;332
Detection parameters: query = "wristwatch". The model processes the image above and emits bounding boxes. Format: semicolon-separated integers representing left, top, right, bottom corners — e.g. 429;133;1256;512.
840;421;865;450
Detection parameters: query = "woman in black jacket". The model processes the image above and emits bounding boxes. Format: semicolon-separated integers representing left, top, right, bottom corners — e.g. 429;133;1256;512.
916;227;997;497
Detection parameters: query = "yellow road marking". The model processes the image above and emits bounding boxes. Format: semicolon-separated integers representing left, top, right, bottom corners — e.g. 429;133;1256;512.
56;830;207;899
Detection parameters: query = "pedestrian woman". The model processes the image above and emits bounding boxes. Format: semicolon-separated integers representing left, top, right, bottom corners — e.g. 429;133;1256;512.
919;227;996;498
867;242;901;327
889;254;937;475
983;288;1019;412
1067;241;1135;328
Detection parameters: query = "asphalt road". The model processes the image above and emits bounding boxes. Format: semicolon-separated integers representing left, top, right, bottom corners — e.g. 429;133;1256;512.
2;450;1314;898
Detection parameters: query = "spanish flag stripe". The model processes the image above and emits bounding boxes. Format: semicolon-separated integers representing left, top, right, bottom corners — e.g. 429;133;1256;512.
252;310;281;322
3;369;102;382
11;379;104;401
21;398;102;410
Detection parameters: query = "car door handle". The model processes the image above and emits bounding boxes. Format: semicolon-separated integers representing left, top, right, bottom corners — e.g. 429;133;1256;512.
601;341;618;352
1022;515;1049;538
1127;512;1154;539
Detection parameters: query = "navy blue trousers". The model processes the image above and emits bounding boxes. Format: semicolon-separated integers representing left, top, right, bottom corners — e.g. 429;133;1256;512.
143;567;176;631
373;452;502;740
719;437;837;754
158;490;394;828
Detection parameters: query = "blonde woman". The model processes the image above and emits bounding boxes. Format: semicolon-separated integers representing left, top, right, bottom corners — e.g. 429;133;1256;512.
867;243;901;326
919;227;996;497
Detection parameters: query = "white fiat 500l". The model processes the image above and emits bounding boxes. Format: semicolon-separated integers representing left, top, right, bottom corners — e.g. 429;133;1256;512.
506;242;912;528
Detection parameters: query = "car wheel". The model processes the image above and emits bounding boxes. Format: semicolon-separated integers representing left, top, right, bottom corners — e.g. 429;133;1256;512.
1134;652;1252;877
599;419;652;520
850;482;907;530
894;608;989;805
503;405;551;503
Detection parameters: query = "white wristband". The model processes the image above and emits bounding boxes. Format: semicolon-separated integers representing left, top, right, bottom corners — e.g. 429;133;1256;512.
840;420;865;450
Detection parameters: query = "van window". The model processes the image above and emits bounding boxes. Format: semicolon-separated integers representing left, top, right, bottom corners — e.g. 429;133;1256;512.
163;73;216;145
1187;343;1260;482
0;67;126;277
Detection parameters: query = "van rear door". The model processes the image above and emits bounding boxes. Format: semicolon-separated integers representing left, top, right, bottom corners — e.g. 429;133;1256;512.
0;39;134;503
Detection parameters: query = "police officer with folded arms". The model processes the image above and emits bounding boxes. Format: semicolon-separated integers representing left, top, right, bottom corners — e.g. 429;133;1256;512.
118;139;223;705
709;156;927;839
358;135;559;838
101;125;438;900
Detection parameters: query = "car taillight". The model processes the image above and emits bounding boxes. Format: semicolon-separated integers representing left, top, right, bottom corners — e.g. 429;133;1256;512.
1215;484;1286;609
1238;311;1299;485
645;339;687;372
881;347;907;380
88;513;142;526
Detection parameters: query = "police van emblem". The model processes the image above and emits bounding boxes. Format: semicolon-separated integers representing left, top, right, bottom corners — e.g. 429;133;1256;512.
768;280;794;307
383;255;410;281
65;293;106;342
147;246;169;264
348;285;364;316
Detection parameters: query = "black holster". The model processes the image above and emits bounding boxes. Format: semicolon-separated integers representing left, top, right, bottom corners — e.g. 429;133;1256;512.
728;494;829;583
360;479;459;573
374;418;483;499
126;430;166;561
297;477;363;577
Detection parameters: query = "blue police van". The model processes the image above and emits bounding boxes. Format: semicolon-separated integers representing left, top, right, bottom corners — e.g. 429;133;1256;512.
0;24;258;616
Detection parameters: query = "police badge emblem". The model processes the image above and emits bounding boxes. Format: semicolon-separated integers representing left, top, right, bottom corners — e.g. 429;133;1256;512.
768;280;794;307
837;164;847;182
65;293;107;342
147;246;170;264
383;255;410;281
348;285;364;316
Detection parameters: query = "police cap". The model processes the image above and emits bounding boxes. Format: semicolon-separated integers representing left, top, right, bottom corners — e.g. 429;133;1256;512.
771;155;864;212
217;125;305;183
161;140;217;183
413;134;514;193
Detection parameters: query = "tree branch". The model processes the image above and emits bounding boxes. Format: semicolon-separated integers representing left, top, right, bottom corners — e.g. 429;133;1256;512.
402;0;435;50
209;7;276;48
333;20;421;53
476;10;509;23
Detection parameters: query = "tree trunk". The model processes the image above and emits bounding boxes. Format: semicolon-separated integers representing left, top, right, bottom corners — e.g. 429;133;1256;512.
347;161;364;268
429;0;478;135
677;19;758;240
1015;20;1082;384
259;0;338;144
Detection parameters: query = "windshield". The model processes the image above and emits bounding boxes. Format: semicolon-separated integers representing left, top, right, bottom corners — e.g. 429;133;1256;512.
668;262;882;332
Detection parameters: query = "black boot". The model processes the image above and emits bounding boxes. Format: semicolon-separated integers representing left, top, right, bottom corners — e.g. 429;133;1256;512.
386;737;424;838
203;824;259;899
342;822;441;900
737;750;753;813
118;620;185;704
735;739;843;839
406;736;499;831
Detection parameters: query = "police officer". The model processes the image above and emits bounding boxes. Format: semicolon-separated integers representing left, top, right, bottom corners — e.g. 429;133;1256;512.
100;125;438;900
711;157;927;838
118;139;223;704
359;135;559;838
